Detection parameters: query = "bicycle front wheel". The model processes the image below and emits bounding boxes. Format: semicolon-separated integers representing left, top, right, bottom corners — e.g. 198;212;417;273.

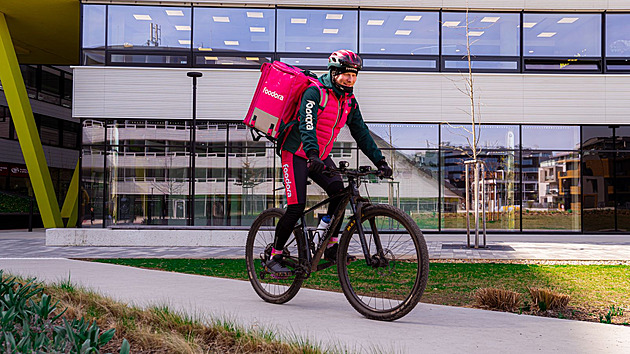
246;208;306;304
337;204;429;321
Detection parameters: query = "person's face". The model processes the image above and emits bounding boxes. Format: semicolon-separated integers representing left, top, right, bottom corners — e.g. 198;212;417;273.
334;72;357;87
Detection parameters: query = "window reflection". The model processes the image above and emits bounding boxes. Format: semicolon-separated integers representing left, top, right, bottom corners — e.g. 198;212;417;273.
523;13;601;57
367;123;438;149
108;5;192;50
277;9;357;53
441;125;519;150
279;57;328;68
359;149;440;230
617;126;630;150
81;146;105;228
82;5;106;49
441;149;520;231
360;11;438;55
442;12;520;56
582;126;613;150
193;8;275;52
444;60;517;71
227;147;274;226
522;125;579;150
363;58;436;70
606;14;630;57
522;151;580;231
616;151;630;231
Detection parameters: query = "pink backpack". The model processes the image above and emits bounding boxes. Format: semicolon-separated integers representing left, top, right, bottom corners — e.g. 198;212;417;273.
244;61;323;141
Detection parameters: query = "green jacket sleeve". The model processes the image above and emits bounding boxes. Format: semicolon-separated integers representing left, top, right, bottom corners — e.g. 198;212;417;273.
346;98;384;165
298;86;321;155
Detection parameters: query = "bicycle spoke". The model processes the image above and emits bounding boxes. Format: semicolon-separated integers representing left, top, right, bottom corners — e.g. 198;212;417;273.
246;209;305;304
338;205;428;320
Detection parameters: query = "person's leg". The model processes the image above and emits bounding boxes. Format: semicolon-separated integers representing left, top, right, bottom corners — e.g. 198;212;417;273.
310;157;354;262
266;151;308;276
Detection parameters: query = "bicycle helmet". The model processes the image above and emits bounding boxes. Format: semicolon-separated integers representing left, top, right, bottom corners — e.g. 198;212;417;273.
328;49;363;73
328;50;362;93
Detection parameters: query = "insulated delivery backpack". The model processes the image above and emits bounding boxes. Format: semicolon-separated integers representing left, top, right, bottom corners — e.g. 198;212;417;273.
244;61;325;141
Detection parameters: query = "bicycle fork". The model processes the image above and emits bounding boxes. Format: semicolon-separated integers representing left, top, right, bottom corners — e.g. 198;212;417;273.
349;198;387;268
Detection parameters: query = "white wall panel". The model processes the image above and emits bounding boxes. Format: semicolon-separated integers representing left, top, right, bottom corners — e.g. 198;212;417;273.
74;67;630;126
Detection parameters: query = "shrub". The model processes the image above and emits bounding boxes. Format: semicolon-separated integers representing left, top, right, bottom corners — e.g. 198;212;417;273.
528;287;570;312
0;270;129;353
473;288;522;312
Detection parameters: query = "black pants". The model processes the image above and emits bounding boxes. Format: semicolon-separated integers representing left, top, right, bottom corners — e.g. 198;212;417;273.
274;151;344;250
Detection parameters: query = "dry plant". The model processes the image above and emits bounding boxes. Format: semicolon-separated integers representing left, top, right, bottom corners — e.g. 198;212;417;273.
528;287;571;312
473;287;522;312
46;284;324;354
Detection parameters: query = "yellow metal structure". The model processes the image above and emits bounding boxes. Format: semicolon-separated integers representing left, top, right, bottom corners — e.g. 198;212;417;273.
0;12;64;227
60;161;80;227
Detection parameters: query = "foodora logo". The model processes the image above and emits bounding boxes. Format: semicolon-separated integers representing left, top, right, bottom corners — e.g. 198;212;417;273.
263;87;284;101
283;164;292;197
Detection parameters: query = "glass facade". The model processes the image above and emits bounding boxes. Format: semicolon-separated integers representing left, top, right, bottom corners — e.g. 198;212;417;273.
75;5;630;233
81;5;630;73
78;120;630;232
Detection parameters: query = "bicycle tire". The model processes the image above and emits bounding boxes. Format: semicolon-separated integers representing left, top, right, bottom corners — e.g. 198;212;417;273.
337;204;429;321
246;208;306;304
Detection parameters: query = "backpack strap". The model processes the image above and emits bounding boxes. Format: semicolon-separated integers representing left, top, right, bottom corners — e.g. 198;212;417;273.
309;80;329;109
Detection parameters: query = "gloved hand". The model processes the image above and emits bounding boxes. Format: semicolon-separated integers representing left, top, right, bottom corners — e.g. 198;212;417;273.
306;150;326;174
376;158;393;178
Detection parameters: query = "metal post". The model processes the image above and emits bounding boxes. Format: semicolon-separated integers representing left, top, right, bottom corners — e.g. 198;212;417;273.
187;72;202;226
474;160;479;248
465;161;470;247
481;163;487;247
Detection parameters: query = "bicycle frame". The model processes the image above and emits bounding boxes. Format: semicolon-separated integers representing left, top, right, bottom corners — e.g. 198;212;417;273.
290;172;381;275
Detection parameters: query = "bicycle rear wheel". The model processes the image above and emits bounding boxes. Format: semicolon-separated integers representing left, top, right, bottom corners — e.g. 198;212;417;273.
246;208;306;304
337;204;429;321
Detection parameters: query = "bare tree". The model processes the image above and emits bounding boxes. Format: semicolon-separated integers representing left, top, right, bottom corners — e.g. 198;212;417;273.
443;1;489;247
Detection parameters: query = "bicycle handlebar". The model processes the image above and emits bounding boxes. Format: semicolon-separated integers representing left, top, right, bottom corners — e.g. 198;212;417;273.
323;161;394;180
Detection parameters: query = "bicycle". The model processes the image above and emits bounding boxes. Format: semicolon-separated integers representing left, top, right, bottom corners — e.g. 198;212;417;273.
245;161;429;321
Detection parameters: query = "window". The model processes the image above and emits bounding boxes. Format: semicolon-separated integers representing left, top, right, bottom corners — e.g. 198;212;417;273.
40;116;60;146
277;9;357;53
524;13;600;64
522;126;580;150
442;12;520;71
360;11;438;55
20;65;37;98
442;12;520;56
617;126;630;150
62;121;79;149
0;106;10;139
605;14;630;72
441;124;519;150
82;4;106;49
367;123;438;149
39;66;61;104
606;14;630;57
193;8;275;52
108;5;192;50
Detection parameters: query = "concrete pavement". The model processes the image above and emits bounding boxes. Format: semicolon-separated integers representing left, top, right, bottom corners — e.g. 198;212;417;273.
1;258;629;354
2;229;630;261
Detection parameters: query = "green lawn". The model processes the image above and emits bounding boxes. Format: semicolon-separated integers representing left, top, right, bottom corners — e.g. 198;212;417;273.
92;259;630;325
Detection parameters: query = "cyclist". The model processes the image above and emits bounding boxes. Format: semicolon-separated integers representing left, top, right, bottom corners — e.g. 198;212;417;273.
266;49;393;277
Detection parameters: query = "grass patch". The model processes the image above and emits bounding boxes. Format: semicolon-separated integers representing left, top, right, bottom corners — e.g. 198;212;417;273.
2;271;334;353
93;258;630;325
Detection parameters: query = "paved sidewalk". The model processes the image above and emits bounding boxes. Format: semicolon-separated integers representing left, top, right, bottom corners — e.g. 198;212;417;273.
1;229;629;261
1;258;629;354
